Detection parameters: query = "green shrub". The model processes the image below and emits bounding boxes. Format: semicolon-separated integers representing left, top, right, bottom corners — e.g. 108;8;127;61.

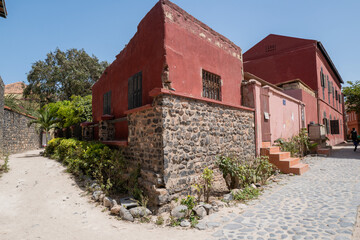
275;128;318;157
216;155;240;189
232;186;260;202
44;137;63;157
45;138;128;194
216;155;275;189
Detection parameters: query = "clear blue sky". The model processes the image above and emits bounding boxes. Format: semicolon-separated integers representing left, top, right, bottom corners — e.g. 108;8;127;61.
1;0;359;87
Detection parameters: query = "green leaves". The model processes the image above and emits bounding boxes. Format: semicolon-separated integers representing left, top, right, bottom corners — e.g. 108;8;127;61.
24;48;108;105
216;155;274;189
343;80;360;113
46;95;92;128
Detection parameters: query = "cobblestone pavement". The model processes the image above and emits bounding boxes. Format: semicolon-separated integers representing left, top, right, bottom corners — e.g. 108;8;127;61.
203;143;360;240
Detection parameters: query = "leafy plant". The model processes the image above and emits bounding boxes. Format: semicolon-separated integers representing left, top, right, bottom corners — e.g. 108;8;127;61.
28;107;58;145
156;216;164;225
216;155;240;189
0;154;9;173
44;138;129;195
189;214;199;228
202;167;214;203
192;183;203;204
180;195;196;212
169;216;181;227
217;154;275;189
232;186;260;202
275;128;317;157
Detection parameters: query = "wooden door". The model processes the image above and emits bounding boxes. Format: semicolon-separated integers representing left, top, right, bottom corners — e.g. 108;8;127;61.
260;88;271;142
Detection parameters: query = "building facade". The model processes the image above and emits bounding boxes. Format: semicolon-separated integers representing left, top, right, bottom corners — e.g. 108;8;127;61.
244;34;345;146
90;0;255;207
346;111;360;138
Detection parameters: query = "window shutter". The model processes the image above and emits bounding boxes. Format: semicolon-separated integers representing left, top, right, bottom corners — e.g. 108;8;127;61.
330;120;339;134
128;72;142;110
103;93;107;115
128;77;133;109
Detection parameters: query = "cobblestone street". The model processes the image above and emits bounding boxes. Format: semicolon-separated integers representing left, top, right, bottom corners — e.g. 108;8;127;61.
205;143;360;240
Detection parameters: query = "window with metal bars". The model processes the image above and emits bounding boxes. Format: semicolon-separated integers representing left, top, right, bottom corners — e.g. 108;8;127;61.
103;91;111;115
128;71;142;110
202;70;221;101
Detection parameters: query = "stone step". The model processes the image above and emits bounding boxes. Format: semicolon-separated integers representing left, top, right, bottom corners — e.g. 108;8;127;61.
260;146;280;156
275;157;301;169
262;142;271;148
317;148;331;156
286;163;309;175
269;152;291;161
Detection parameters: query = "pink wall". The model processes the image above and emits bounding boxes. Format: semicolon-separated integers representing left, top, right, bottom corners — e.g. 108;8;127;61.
266;87;304;143
243;80;305;154
283;89;317;125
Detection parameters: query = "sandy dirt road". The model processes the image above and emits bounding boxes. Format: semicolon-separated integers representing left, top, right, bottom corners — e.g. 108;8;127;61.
0;150;211;240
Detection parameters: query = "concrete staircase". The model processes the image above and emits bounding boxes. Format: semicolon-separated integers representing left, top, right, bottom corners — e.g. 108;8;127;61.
260;142;309;175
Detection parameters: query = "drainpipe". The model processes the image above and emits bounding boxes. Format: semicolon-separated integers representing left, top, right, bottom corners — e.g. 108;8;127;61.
253;82;258;156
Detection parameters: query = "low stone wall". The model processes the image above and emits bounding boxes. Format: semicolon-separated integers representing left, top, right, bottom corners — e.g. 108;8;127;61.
126;94;255;208
2;109;40;154
0;78;4;151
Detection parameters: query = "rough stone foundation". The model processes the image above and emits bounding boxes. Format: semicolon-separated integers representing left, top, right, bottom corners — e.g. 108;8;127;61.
99;121;115;141
126;94;255;208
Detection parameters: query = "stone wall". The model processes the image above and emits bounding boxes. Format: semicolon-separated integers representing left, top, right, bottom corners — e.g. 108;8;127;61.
126;94;255;207
126;106;165;206
2;109;40;154
159;95;255;197
0;77;4;151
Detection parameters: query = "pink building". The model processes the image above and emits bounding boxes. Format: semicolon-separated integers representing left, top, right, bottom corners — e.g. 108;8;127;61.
244;34;345;146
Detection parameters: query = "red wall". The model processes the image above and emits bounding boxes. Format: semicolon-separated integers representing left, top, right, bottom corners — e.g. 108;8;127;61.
92;2;165;140
163;2;243;105
244;45;318;91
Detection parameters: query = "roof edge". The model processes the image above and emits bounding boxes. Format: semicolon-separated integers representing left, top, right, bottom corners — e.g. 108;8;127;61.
162;0;242;52
0;0;7;18
317;41;344;84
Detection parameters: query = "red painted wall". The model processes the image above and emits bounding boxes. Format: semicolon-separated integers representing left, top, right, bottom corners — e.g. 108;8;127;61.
163;2;243;104
92;1;245;140
244;36;318;91
92;2;166;140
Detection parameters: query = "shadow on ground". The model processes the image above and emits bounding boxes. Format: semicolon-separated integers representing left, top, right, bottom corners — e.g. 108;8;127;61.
330;142;360;160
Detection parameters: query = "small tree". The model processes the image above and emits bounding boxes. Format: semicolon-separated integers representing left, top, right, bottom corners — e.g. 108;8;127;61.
28;108;58;145
343;80;360;113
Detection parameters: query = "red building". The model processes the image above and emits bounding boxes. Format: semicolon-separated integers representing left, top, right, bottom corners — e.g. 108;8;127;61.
244;34;345;146
346;111;360;138
92;0;245;141
90;0;255;206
